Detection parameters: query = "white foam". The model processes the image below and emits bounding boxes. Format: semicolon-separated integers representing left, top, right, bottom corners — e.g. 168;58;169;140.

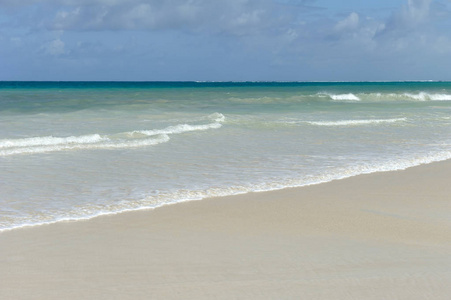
0;113;225;156
209;112;226;123
0;135;171;156
0;134;107;149
136;123;222;137
307;118;406;126
3;149;450;233
429;94;451;101
329;93;361;101
404;92;451;101
315;92;451;102
131;113;224;137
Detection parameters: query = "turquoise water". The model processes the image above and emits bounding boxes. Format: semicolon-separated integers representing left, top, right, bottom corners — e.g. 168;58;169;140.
1;81;450;231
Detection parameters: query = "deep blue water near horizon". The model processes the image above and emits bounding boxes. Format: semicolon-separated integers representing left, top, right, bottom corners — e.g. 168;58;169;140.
1;81;450;231
3;81;451;95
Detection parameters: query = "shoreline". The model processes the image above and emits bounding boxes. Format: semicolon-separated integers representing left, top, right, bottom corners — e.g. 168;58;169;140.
1;159;451;299
2;156;451;233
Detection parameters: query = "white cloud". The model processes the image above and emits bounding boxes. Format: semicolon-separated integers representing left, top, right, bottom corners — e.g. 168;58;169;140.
334;12;359;32
43;38;66;55
404;0;432;22
2;0;451;81
378;0;433;35
40;0;275;34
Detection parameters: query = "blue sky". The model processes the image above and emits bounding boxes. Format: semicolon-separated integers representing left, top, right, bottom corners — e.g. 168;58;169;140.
1;0;451;81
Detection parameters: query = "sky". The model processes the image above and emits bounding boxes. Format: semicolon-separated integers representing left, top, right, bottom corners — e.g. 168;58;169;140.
1;0;451;81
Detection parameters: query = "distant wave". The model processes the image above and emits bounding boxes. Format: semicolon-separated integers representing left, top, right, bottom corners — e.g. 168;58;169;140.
223;92;451;104
403;92;451;101
318;92;451;102
0;113;225;156
306;118;407;127
328;93;361;101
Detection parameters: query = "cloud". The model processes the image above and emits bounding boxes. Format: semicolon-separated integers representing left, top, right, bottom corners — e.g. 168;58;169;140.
402;0;432;22
0;0;319;37
334;12;359;32
42;38;66;55
40;0;277;35
377;0;433;36
367;0;451;58
1;0;451;81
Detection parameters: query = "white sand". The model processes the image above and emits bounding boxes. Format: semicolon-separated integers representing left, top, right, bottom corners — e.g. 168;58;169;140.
1;160;451;299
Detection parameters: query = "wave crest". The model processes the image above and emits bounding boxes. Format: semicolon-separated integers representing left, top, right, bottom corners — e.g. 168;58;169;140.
403;92;451;101
307;118;407;126
328;93;361;101
318;92;451;102
0;113;225;156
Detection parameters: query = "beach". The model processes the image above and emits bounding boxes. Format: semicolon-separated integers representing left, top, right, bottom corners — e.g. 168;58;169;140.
2;0;451;297
1;160;450;299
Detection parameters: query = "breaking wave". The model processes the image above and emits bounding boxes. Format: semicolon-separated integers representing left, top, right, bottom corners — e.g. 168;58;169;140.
307;118;407;126
0;113;225;156
328;93;361;101
314;92;451;102
403;92;451;101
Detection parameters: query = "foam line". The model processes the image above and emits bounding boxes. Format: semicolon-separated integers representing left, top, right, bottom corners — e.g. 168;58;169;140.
0;113;225;156
329;93;361;101
307;118;407;126
2;149;450;232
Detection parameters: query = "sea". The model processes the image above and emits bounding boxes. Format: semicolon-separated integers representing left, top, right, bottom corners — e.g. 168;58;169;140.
1;81;450;231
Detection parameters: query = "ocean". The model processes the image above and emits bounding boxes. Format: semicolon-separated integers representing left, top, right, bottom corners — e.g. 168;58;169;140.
1;81;450;231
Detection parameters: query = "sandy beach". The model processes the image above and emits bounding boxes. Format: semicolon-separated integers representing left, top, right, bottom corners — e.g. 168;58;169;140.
1;160;450;299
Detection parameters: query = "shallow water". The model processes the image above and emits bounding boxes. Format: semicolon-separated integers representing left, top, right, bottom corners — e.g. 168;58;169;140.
1;81;450;231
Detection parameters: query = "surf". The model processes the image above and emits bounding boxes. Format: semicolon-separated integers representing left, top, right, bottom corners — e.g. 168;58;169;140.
306;118;407;126
0;113;225;156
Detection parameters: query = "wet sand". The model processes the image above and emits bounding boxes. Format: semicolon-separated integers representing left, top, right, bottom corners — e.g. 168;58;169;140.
1;160;451;299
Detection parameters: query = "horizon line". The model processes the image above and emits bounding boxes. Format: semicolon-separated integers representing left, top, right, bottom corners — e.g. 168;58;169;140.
1;80;449;83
